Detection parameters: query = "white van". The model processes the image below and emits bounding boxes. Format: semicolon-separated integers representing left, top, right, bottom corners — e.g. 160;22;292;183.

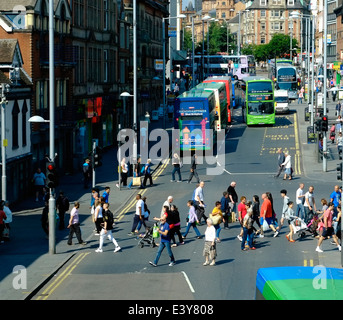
274;89;290;114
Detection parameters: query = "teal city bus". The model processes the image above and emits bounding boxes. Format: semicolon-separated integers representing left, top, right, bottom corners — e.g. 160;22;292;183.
238;76;275;126
256;266;343;300
174;89;216;151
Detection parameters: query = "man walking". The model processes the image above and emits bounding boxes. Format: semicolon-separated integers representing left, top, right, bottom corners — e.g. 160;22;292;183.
128;194;145;236
83;158;92;189
304;185;317;223
260;193;278;237
67;202;87;245
227;181;238;220
33;168;46;202
193;181;208;224
295;183;305;219
187;154;200;184
274;148;285;178
149;214;176;267
56;191;70;230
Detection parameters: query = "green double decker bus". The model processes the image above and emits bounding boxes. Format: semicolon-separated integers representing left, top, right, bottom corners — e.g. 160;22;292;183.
238;76;275;126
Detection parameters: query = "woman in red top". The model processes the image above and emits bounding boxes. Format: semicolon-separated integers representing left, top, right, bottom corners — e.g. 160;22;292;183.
237;196;247;241
0;202;7;243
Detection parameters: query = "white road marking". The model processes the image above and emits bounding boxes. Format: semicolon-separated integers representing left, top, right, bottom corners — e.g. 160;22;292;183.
181;271;195;293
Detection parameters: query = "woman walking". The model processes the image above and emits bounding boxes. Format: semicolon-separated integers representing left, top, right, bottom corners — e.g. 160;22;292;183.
94;199;103;235
285;201;297;242
182;200;201;239
209;201;224;242
169;205;184;246
203;218;217;266
281;151;292;180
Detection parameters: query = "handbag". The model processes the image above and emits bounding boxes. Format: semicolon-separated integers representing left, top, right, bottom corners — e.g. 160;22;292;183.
209;213;222;225
132;177;141;186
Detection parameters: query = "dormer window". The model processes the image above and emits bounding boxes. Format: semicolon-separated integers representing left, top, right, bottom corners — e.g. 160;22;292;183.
288;0;294;5
260;0;267;5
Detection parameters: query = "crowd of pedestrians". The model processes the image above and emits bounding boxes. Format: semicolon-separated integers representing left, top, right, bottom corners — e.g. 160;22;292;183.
123;177;342;267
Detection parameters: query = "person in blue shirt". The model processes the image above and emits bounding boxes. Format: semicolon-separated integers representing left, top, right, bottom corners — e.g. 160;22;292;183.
102;186;110;203
330;185;341;218
83;158;92;189
149;214;175;267
221;191;230;229
142;159;153;187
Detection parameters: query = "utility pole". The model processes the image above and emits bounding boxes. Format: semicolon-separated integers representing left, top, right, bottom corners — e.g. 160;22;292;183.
323;0;328;172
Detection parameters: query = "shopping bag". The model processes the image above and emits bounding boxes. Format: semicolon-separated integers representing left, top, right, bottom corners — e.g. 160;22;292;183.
262;219;269;232
2;226;9;239
152;225;160;238
132;177;141;186
231;211;237;222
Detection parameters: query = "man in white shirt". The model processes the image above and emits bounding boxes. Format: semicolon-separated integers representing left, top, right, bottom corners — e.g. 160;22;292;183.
161;196;173;216
304;186;316;223
296;183;305;219
129;194;145;235
193;181;208;224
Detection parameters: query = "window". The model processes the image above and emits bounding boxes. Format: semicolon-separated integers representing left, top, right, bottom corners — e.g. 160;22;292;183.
103;50;108;83
104;0;108;31
261;10;266;17
261;22;266;30
22;100;28;147
260;0;267;5
12;101;20;149
261;36;266;44
288;0;294;5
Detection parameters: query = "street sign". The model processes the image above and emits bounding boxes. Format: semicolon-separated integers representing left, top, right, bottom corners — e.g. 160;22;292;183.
155;59;163;71
168;26;177;37
327;34;331;44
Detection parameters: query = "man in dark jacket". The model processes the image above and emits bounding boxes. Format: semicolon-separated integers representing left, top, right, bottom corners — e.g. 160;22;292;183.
274;148;285;178
187;154;200;184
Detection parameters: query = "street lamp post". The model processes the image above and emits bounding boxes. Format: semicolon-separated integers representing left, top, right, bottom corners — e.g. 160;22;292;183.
0;83;9;202
162;14;186;129
323;0;328;172
27;0;56;254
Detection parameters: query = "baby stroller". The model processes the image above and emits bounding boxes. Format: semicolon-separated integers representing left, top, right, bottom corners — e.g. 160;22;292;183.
291;217;308;238
306;212;321;237
137;220;157;248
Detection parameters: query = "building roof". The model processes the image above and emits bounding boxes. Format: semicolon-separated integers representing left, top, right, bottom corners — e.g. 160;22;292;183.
0;70;11;84
0;39;22;65
248;0;308;10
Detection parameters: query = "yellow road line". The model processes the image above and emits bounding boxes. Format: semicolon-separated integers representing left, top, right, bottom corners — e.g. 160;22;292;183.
36;252;89;300
304;259;314;267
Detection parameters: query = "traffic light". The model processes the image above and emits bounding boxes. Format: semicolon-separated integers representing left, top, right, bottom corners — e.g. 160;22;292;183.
322;116;328;132
46;161;58;189
93;146;103;168
314;119;321;132
337;163;342;180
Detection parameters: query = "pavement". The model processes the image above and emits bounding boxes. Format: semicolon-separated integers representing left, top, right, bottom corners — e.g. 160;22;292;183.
0;91;342;301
